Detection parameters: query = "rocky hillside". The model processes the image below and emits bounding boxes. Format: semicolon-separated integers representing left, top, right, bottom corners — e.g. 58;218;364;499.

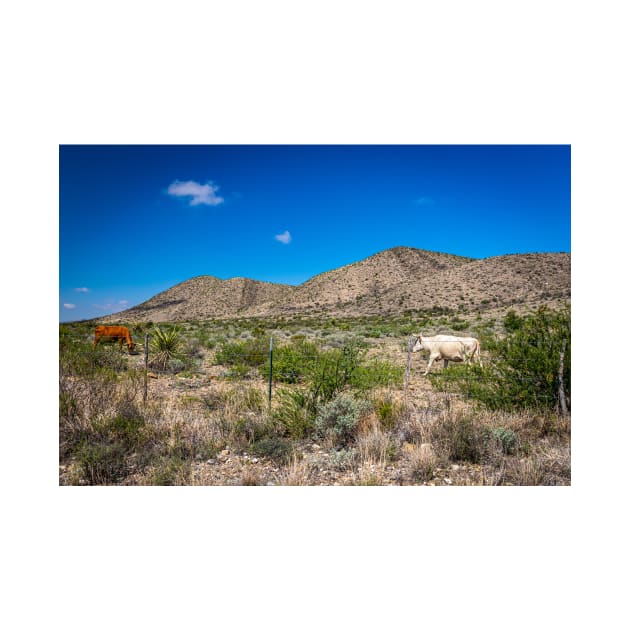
105;276;294;322
101;247;570;322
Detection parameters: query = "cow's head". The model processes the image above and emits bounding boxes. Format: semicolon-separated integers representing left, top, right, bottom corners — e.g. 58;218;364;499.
128;342;136;353
411;335;424;352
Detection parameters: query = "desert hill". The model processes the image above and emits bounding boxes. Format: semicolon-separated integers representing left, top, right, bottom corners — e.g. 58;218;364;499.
100;246;570;322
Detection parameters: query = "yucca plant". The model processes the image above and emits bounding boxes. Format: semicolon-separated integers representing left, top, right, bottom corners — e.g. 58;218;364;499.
150;326;183;370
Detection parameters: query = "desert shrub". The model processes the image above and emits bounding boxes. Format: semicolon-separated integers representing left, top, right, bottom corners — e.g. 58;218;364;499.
260;339;320;384
234;415;275;444
498;452;570;486
307;343;363;406
240;387;265;412
224;364;252;380
273;388;314;439
372;394;404;431
357;428;393;463
216;386;265;415
503;309;524;332
407;443;438;482
147;456;191;485
434;307;570;412
150;326;184;371
75;441;129;485
250;437;293;464
327;449;357;471
430;416;491;464
451;321;470;332
314;394;372;447
491;427;518;455
93;412;147;451
351;360;404;390
61;341;127;376
214;337;268;368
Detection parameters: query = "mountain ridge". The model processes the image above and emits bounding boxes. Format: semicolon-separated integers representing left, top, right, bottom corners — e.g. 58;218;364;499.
99;246;570;322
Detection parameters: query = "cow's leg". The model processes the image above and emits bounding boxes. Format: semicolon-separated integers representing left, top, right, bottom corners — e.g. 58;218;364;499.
424;355;437;375
444;358;449;370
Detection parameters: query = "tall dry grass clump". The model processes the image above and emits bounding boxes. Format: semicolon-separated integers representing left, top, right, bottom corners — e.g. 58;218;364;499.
278;454;315;485
404;443;438;483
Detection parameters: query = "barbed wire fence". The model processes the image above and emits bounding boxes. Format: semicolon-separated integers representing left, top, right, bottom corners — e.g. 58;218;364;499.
64;333;570;416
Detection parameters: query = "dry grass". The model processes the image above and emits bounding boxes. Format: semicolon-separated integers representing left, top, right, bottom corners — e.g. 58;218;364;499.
277;454;314;486
356;427;391;466
60;311;571;486
404;443;439;483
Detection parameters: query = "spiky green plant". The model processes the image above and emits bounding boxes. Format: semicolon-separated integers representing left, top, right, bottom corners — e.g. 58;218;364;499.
150;326;183;370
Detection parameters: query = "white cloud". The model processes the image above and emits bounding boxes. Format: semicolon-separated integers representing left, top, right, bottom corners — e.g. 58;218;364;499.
118;300;128;306
63;303;76;309
74;287;90;293
275;230;292;244
167;180;224;206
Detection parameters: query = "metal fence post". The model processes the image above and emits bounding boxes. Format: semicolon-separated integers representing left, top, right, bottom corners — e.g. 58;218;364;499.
268;336;274;410
404;335;413;390
143;333;150;403
404;335;413;420
558;340;568;416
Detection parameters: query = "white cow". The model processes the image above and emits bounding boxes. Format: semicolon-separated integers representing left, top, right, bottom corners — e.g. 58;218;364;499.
412;334;483;375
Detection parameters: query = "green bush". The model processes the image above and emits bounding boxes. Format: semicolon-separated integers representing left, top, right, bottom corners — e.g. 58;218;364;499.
307;343;363;405
250;437;293;464
351;360;404;390
61;343;127;375
273;388;314;439
75;441;128;485
373;395;403;431
431;416;489;464
260;339;320;384
491;427;518;455
234;416;275;444
214;337;268;367
503;309;524;332
314;394;371;447
438;307;570;412
148;456;191;485
67;400;153;484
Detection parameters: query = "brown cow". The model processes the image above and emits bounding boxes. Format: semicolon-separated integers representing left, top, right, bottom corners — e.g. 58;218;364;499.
94;325;136;352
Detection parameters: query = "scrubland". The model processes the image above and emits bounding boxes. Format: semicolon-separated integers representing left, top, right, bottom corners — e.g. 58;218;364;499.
59;309;570;486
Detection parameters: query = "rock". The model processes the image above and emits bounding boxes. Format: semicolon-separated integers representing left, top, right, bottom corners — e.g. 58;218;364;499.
451;464;460;471
251;458;259;464
207;459;216;464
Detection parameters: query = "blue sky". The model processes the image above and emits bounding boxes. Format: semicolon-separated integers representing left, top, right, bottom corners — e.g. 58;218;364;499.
59;145;570;322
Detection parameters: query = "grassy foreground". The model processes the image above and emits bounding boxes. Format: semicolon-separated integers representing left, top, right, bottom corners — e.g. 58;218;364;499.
59;310;570;485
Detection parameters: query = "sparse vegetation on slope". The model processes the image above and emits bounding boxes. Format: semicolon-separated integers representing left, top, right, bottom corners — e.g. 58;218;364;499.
98;247;570;323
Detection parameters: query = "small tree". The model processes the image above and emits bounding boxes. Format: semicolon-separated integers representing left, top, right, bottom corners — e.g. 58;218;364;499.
450;306;570;411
